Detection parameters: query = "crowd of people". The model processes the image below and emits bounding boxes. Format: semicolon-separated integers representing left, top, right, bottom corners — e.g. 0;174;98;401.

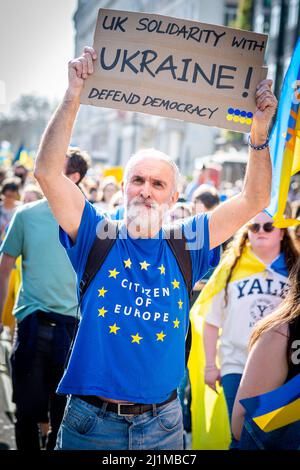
0;45;299;451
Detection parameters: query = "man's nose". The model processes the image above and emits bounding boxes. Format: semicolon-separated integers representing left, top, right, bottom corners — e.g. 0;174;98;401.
140;181;152;199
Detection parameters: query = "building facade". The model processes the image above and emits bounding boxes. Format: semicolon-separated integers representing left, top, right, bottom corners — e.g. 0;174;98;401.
72;0;238;174
253;0;300;97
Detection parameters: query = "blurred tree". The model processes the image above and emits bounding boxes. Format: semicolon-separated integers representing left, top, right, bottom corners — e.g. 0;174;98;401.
0;94;53;152
234;0;253;30
11;95;51;122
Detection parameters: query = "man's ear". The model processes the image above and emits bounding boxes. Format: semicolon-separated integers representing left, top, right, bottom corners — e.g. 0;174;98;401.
68;172;81;184
170;191;179;207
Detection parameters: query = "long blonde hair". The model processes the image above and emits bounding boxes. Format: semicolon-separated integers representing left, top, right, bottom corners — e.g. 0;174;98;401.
249;257;300;349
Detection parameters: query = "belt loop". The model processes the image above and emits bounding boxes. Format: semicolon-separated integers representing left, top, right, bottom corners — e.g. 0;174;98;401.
99;401;108;417
152;404;157;417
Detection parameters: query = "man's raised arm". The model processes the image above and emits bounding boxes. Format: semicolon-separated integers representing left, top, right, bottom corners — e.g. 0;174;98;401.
34;47;97;242
209;79;277;249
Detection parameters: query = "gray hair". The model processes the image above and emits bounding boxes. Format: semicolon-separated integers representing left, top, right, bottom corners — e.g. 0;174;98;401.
123;148;180;193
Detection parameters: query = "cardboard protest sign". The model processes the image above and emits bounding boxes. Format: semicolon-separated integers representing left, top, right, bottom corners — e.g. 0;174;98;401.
80;9;268;132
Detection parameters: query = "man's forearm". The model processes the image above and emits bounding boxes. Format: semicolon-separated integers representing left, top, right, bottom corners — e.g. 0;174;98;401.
35;91;80;177
242;123;272;212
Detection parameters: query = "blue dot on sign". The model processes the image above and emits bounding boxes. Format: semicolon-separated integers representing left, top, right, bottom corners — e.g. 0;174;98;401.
247;112;253;118
228;108;234;114
234;109;240;115
241;111;247;117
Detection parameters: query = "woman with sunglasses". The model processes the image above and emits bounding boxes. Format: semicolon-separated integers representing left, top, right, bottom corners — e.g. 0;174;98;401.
198;211;298;448
232;257;300;450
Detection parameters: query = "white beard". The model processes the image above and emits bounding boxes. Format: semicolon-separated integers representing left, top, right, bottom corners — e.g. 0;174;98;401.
126;198;168;237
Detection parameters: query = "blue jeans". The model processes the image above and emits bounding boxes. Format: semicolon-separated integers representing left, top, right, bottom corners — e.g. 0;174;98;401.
221;373;242;449
239;414;300;450
178;369;191;433
55;395;184;450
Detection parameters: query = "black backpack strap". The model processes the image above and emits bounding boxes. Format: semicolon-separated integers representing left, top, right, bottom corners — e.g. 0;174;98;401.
65;218;119;370
165;225;193;300
164;225;193;366
79;218;119;301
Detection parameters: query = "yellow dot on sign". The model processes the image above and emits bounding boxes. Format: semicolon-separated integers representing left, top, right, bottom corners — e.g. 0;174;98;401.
124;258;132;269
131;333;143;344
233;115;239;122
158;264;165;275
240;117;246;124
226;114;233;121
246;118;252;125
156;331;166;342
98;287;108;297
172;279;180;289
178;300;183;309
173;319;180;328
140;260;150;270
98;307;108;317
109;323;120;334
109;268;120;279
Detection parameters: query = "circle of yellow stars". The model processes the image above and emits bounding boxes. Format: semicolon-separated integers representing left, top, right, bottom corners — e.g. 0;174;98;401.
97;259;183;344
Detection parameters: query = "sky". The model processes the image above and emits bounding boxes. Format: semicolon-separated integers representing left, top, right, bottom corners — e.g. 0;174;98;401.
0;0;77;115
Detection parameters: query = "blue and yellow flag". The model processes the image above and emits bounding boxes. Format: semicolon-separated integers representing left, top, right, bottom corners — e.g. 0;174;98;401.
267;38;300;228
240;373;300;432
13;144;34;170
188;245;288;449
188;245;267;450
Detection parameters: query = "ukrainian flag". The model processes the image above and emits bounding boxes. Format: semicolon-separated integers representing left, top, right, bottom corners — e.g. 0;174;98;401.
13;145;34;170
13;144;25;164
240;373;300;432
267;38;300;228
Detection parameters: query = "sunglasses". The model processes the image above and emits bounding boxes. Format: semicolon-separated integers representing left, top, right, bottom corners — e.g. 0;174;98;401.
248;222;275;233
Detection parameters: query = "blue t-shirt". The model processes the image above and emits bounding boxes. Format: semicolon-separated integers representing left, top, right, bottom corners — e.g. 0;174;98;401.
57;201;220;403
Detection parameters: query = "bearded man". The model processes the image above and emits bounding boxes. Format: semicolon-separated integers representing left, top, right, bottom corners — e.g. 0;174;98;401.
34;46;277;450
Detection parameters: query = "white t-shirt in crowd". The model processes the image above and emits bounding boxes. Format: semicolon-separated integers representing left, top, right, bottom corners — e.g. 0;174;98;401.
206;262;289;376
